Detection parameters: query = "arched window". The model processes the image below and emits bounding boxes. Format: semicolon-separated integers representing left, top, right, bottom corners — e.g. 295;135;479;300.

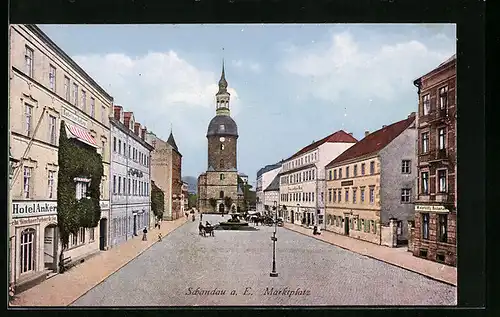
220;191;224;198
20;228;36;273
220;159;224;169
220;143;224;150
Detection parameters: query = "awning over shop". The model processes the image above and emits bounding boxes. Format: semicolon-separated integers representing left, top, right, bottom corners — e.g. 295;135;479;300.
65;123;98;148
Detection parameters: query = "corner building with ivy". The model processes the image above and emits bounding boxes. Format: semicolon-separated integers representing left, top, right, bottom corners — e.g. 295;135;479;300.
8;25;113;293
109;106;154;247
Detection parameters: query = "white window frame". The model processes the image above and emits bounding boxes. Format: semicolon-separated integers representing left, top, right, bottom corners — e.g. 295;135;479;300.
90;97;95;118
401;188;411;203
25;46;34;77
75;179;90;200
48;170;55;199
81;90;87;111
25;103;33;137
64;76;70;100
23;166;33;198
438;127;446;150
439;86;448;110
437;169;447;193
401;160;411;174
423;94;430;115
49;64;56;91
421;171;429;194
422;132;429;153
369;186;375;204
72;83;79;106
49;115;57;145
20;228;36;274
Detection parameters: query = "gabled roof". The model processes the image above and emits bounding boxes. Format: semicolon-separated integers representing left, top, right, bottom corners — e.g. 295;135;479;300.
263;174;280;192
167;132;178;151
325;114;416;168
287;130;358;161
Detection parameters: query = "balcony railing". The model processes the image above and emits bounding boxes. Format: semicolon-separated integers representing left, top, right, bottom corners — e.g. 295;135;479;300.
426;108;448;122
427;149;448;162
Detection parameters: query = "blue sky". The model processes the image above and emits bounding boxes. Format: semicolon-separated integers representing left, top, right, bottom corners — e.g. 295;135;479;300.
39;24;456;187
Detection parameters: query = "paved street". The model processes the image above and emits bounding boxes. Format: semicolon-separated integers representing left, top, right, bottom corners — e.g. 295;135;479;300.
72;214;456;306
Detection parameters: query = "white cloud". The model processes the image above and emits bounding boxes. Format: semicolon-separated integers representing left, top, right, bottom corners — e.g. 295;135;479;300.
73;51;241;165
231;59;261;73
282;31;455;102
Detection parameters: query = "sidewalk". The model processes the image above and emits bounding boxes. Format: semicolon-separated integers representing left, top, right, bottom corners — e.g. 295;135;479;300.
284;223;457;286
9;217;188;307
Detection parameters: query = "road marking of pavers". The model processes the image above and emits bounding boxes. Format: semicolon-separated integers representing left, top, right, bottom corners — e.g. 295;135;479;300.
284;225;457;287
69;220;188;306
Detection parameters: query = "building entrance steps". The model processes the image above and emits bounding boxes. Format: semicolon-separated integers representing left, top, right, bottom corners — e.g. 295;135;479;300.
9;217;188;307
283;223;457;286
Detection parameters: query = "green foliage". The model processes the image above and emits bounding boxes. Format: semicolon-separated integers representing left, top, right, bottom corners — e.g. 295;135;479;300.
151;182;164;219
208;198;217;211
188;193;197;209
57;120;103;250
224;196;233;210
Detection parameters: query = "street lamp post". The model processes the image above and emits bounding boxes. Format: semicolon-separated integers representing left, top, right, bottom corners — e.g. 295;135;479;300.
270;200;278;277
296;204;300;225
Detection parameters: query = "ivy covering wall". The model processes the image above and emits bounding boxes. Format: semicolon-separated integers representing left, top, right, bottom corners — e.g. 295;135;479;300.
151;181;164;220
57;120;103;249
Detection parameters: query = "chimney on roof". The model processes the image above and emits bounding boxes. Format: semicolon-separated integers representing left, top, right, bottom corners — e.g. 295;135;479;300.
114;106;122;122
408;112;416;118
365;131;370;137
382;125;387;128
348;132;353;136
141;127;147;141
134;123;141;136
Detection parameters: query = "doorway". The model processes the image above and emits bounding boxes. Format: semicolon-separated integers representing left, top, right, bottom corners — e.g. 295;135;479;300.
344;216;350;235
43;225;58;271
99;218;107;251
133;214;137;236
219;203;225;214
291;211;295;223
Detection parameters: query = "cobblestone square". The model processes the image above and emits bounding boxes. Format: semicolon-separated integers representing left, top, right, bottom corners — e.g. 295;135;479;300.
71;215;456;306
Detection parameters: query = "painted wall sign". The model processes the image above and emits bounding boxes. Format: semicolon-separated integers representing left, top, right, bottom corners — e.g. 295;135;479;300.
12;201;57;218
100;200;110;210
341;180;354;187
62;106;87;128
288;185;303;192
12;215;58;226
415;205;449;213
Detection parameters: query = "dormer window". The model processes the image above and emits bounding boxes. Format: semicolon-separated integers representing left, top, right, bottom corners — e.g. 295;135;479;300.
219;124;225;132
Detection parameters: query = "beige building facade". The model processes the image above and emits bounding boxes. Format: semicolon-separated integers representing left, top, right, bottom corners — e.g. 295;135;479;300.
325;114;417;247
8;24;113;293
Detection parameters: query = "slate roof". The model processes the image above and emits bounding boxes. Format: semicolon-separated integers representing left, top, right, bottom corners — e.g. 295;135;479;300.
325;114;416;168
287;130;358;161
206;115;238;137
257;162;283;178
263;174;280;192
167;132;178;151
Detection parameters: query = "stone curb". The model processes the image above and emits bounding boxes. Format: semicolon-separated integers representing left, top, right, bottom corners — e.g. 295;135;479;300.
67;219;188;306
283;225;457;287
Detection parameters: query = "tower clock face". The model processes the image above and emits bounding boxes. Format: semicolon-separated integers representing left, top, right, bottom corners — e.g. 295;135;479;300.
219;137;225;142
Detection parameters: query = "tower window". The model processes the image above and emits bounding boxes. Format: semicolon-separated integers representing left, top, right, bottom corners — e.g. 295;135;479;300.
220;191;224;198
219;125;225;132
220;143;224;150
220;159;224;169
220;173;225;180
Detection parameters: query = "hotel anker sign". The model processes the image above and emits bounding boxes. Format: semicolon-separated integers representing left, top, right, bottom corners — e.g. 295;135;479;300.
12;201;57;218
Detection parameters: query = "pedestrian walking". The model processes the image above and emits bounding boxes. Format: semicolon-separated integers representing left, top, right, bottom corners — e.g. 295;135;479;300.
158;233;162;242
158;221;161;230
142;227;148;241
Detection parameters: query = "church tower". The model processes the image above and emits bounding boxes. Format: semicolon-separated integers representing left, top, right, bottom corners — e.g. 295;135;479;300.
206;60;238;171
197;61;243;214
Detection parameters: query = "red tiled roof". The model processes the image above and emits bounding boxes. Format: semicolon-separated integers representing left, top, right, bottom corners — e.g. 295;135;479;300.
325;115;416;168
288;130;358;161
